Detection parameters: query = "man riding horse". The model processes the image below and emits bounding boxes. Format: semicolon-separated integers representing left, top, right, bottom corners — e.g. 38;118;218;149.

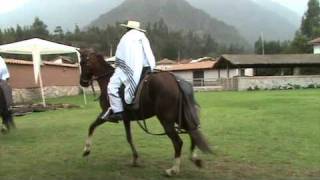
0;55;15;132
106;20;156;121
80;21;212;176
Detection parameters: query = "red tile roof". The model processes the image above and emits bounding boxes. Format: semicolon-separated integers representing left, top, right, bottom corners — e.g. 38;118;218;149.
5;59;33;65
156;60;215;71
5;59;78;68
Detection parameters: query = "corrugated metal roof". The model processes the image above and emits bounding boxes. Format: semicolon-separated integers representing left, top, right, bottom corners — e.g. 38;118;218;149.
157;59;176;65
310;37;320;44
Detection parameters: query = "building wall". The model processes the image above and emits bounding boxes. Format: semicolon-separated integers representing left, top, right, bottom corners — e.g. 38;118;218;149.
204;70;219;80
7;63;79;88
7;62;81;103
314;45;320;54
172;71;193;81
236;75;320;91
172;69;244;81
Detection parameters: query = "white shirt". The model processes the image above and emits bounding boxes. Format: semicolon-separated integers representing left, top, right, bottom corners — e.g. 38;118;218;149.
0;56;10;80
114;29;156;104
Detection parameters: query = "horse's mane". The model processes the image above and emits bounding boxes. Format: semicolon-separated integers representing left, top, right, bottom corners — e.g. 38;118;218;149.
95;53;114;72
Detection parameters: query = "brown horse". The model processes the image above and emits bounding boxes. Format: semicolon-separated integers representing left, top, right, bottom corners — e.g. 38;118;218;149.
79;50;212;176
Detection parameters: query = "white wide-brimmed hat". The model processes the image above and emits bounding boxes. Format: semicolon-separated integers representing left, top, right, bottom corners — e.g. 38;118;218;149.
120;20;146;32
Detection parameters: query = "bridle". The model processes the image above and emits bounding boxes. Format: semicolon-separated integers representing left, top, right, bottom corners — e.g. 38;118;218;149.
80;55;114;98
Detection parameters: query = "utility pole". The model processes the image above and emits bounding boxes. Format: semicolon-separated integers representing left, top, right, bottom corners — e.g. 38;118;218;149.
261;32;265;55
109;44;113;57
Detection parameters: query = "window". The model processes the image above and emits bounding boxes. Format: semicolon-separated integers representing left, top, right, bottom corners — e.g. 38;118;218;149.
193;71;204;86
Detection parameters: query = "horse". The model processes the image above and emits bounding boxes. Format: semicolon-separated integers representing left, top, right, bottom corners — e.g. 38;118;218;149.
79;50;212;176
0;80;15;134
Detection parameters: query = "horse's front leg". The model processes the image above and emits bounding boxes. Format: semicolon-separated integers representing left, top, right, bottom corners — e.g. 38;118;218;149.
1;112;11;134
83;111;110;156
123;117;139;166
1;122;8;134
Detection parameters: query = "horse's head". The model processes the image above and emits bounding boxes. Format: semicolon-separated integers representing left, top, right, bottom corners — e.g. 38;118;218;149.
79;49;114;87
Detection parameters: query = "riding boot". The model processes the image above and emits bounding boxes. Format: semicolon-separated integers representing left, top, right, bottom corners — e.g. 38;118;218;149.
108;112;123;122
99;108;122;123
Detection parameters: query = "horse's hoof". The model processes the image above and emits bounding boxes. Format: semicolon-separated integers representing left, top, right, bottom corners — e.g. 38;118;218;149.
193;159;203;168
1;127;8;135
165;168;179;177
131;162;141;167
83;150;91;157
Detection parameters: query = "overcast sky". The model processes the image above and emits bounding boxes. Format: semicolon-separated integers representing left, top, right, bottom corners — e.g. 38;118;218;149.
272;0;309;15
0;0;311;15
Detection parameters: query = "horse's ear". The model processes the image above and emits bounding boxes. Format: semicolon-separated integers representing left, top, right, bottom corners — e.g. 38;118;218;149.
96;54;104;60
80;48;96;54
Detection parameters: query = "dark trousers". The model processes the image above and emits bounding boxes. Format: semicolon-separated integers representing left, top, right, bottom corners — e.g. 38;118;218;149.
0;80;13;110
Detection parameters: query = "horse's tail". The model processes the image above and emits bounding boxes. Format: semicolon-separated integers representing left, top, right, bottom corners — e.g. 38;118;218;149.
177;78;212;154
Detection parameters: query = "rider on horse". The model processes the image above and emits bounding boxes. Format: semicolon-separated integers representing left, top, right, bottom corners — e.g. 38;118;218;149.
0;56;12;110
107;20;156;122
0;56;14;128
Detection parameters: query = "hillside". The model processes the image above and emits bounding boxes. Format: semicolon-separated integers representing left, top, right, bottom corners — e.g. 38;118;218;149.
88;0;248;46
186;0;299;43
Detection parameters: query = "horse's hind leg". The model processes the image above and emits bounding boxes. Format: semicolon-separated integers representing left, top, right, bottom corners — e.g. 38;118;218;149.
161;122;183;176
123;118;139;166
7;112;15;129
189;135;203;168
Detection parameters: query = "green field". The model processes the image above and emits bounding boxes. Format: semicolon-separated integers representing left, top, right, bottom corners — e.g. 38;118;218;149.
1;90;320;180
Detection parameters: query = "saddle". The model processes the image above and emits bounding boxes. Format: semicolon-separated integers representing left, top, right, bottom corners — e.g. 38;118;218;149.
120;67;152;111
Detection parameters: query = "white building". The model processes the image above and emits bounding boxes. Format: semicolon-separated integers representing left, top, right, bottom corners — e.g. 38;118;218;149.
310;37;320;54
156;59;252;87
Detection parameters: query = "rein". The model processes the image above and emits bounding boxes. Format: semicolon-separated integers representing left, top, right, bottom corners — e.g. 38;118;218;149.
82;73;112;100
135;78;187;136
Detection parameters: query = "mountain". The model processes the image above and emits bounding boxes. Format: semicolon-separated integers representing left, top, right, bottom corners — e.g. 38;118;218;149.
0;0;121;31
88;0;248;46
253;0;300;27
186;0;300;43
1;0;301;44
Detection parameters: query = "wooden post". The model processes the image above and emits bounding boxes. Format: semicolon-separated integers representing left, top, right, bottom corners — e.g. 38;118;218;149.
38;69;46;107
280;68;285;76
227;64;230;78
293;67;301;75
76;51;87;105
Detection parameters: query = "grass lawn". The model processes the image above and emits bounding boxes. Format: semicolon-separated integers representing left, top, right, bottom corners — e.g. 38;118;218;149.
1;90;320;180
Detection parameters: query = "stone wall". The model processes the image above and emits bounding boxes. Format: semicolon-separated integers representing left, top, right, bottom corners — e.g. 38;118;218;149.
13;86;80;104
236;75;320;91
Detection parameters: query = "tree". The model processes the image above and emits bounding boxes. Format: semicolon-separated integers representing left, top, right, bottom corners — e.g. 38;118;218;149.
254;38;284;54
0;29;3;44
53;26;64;41
289;0;320;53
301;0;320;39
290;32;313;53
31;17;49;39
202;34;218;56
15;25;24;41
